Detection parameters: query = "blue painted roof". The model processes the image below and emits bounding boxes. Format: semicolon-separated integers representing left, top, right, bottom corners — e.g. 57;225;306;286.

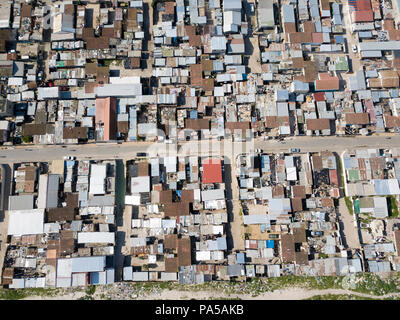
335;35;345;44
87;107;96;117
91;272;100;284
236;253;245;264
189;110;198;119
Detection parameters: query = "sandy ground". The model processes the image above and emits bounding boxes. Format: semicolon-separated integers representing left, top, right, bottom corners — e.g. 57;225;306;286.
229;159;245;251
341;1;362;74
0;166;11;280
21;286;400;300
338;198;361;249
0;211;9;280
247;36;262;74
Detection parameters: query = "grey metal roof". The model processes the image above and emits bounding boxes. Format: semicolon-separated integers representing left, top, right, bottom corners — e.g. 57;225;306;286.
9;194;34;211
257;0;275;29
87;195;115;206
227;264;244;276
282;4;295;23
71;256;106;273
132;272;149;281
223;0;241;11
361;50;382;58
47;174;59;208
359;41;400;52
267;264;281;277
217;237;227;250
123;266;133;281
243;214;269;225
211;36;227;52
94;84;142;97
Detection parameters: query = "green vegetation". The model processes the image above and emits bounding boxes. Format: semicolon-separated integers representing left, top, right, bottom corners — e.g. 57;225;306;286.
4;273;400;300
338;158;346;192
318;253;329;259
78;285;96;300
306;294;375;300
86;285;96;296
389;196;399;218
151;0;171;8
21;135;32;144
126;276;343;297
0;287;61;300
351;273;399;296
102;60;114;67
127;273;400;298
345;197;353;215
358;212;373;225
151;0;161;8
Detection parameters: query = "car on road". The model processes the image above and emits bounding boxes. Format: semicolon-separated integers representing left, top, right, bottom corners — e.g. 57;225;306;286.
63;156;76;160
255;148;262;153
311;231;324;237
136;152;148;158
290;148;300;153
352;45;358;53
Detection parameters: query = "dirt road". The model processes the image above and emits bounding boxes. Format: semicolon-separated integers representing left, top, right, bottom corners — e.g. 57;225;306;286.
21;286;400;300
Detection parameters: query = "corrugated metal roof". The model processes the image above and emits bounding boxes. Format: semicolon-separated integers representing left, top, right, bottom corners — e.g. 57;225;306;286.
70;256;106;273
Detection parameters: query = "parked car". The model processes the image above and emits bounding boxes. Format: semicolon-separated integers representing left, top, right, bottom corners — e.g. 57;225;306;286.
63;156;76;160
290;148;300;153
352;45;358;53
311;231;324;237
136;152;148;158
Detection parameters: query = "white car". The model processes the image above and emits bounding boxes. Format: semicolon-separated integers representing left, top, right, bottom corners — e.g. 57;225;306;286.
352;45;358;53
63;156;76;160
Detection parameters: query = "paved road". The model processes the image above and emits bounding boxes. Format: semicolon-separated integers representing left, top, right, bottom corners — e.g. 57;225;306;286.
0;135;399;164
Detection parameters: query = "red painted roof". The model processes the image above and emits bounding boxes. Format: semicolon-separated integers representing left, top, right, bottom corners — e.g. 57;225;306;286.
313;92;326;102
202;158;223;184
355;0;372;11
329;170;339;187
352;10;373;22
311;32;323;43
364;99;376;123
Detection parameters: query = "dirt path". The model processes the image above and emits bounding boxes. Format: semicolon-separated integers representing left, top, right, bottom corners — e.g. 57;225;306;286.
0;165;11;280
21;286;400;300
338;198;361;249
228;158;245;251
341;1;362;73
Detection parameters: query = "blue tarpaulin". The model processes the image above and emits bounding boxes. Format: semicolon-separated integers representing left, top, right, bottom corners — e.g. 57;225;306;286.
91;272;100;284
335;35;344;44
190;110;198;119
236;253;245;264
